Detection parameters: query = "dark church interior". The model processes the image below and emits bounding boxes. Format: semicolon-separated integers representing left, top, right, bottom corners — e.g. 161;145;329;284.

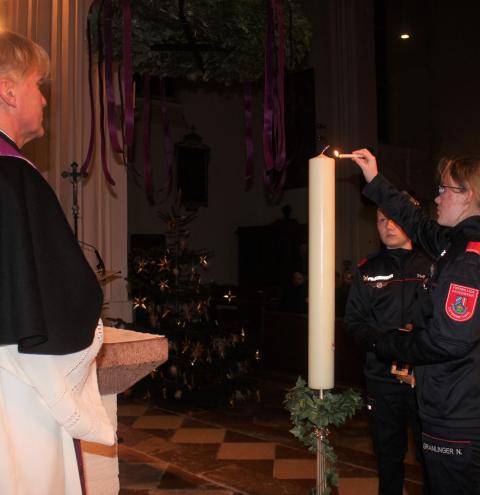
6;0;480;493
105;0;480;492
118;1;473;493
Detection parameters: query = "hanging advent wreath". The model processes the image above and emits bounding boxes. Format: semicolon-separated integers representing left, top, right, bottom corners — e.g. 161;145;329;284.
84;0;312;196
89;0;312;84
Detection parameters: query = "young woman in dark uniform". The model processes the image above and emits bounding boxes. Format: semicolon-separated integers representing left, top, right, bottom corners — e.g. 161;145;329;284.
352;149;480;495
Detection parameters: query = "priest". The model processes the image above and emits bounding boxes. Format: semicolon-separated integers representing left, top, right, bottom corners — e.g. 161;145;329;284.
0;31;114;494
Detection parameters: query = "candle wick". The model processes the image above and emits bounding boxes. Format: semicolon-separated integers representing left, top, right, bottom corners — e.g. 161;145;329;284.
320;145;330;156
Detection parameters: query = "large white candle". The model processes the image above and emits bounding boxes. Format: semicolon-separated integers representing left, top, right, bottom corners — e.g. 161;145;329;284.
308;153;335;390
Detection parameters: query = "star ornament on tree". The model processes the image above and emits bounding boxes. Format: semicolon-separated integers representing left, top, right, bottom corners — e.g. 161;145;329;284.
199;255;208;267
158;279;170;291
136;259;147;273
158;256;171;271
223;290;237;303
133;296;148;310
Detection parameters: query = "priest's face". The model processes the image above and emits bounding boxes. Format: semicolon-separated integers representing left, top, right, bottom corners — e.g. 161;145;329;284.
15;68;47;147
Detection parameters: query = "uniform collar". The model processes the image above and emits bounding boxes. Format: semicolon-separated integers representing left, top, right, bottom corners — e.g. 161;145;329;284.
447;216;480;242
383;247;413;257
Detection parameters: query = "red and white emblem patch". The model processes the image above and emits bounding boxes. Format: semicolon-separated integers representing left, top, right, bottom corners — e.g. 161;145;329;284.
445;283;479;322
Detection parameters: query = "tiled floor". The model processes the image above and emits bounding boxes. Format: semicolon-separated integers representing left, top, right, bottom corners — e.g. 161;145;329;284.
118;377;425;494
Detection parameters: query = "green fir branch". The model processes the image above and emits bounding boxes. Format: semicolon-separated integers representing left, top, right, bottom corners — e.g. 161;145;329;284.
285;377;363;494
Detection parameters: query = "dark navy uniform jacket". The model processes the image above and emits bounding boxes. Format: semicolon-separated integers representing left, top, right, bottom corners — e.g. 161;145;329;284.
364;174;480;430
345;247;432;383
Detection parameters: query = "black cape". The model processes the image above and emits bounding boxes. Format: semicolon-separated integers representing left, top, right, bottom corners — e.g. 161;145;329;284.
0;133;103;354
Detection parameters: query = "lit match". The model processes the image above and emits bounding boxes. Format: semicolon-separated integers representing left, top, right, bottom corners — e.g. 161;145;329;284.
333;150;360;159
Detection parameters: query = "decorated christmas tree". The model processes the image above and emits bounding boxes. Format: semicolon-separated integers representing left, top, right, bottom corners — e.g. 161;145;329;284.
128;206;258;405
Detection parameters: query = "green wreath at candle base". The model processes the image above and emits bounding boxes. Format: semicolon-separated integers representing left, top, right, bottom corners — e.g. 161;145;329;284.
284;377;363;495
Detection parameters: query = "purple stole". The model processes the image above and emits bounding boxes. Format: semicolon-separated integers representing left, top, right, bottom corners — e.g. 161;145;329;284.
0;136;37;169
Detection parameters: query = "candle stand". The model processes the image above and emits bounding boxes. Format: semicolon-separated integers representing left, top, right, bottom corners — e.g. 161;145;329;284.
315;390;327;495
285;378;362;495
284;148;362;495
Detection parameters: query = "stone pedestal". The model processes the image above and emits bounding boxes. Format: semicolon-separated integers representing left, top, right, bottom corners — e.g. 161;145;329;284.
82;327;168;494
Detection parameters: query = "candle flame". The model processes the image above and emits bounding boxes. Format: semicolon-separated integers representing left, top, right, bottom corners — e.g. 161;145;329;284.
333;150;340;157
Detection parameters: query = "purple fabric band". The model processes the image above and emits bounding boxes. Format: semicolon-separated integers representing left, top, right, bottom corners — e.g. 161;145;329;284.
103;0;123;155
143;74;153;201
273;0;286;172
263;0;274;176
263;0;287;192
121;0;134;147
73;438;87;495
104;0;135;154
0;139;36;169
97;1;115;185
243;81;254;187
80;0;100;177
159;78;173;195
82;0;134;184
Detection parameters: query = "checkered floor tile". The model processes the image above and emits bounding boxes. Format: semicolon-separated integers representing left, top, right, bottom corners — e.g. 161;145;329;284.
117;389;425;495
119;403;315;481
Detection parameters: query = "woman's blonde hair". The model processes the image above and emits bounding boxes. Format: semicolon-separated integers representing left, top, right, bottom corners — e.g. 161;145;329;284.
438;156;480;206
0;31;49;81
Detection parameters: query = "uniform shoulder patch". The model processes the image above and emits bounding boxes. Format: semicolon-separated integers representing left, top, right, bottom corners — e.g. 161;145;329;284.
466;242;480;255
445;283;479;322
357;258;368;267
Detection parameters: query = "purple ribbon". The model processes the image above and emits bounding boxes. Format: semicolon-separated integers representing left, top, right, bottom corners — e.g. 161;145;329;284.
263;0;287;192
97;0;115;185
121;0;134;147
243;81;254;187
273;0;286;171
263;0;274;175
82;0;134;185
80;0;100;177
143;74;153;202
81;0;115;185
159;78;173;195
103;0;123;154
73;438;87;495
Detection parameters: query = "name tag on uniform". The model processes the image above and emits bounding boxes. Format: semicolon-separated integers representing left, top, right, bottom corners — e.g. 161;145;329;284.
422;432;471;460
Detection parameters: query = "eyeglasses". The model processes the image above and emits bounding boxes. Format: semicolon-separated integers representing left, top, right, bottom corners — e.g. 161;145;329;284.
438;184;467;194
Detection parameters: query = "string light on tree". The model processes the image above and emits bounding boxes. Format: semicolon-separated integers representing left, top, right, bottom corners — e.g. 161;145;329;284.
128;205;258;405
223;290;237;303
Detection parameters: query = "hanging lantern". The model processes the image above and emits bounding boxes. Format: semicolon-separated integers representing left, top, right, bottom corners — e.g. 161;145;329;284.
175;128;210;210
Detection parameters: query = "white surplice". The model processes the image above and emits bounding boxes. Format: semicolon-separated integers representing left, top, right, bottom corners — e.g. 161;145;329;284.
0;320;115;495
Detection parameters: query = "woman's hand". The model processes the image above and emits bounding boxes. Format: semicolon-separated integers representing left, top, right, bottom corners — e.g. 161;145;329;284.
351;148;379;183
